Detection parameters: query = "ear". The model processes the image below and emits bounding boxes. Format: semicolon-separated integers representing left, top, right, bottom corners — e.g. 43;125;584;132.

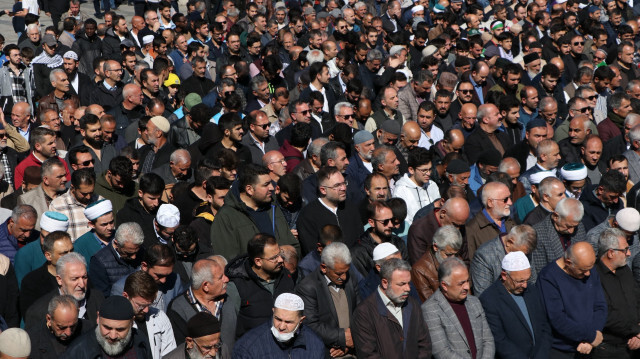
122;292;130;299
141;261;148;271
56;275;63;287
368;218;375;227
44;251;53;262
138;189;144;198
320;263;327;274
381;277;389;290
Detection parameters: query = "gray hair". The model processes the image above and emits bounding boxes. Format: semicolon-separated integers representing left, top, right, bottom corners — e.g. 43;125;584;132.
169;149;190;164
250;75;268;92
47;295;78;317
437;257;467;284
42;157;65;178
321;242;352;268
371;146;393;173
433;225;463;251
56;252;87;278
625;113;640;128
555;197;584;221
307;49;325;65
481;181;509;207
134;61;150;72
367;49;383;62
114;222;145;246
354;1;366;9
26;23;40;34
11;204;37;223
608;92;630;112
627;79;640;92
191;259;219;290
538;177;563;197
379;258;411;281
217;78;236;93
49;68;66;84
538;96;557;111
629;124;640;143
319;141;343;165
122;84;140;99
476;105;490;121
413;69;434;84
333;102;353;116
308;137;329;159
509;225;537;253
598;227;626;257
498;157;520;173
536;139;558;160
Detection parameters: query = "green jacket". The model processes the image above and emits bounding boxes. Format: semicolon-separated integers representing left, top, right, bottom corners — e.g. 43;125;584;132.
93;172;137;215
210;185;299;260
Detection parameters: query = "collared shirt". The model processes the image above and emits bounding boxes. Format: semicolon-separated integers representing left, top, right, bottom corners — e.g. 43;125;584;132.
8;65;28;104
103;80;116;91
482;208;507;234
419;125;444;149
187;287;223;319
325;275;341;293
377;286;403;327
249;132;265;154
70;72;79;94
338;74;347;93
309;83;329;113
49;191;102;241
17;124;30;142
319;198;338;216
469;76;484;105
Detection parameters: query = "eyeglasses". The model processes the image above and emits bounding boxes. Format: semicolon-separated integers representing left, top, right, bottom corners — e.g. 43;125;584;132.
261;250;284;262
458;89;473;94
254;123;271;129
507;272;530;285
586;95;598;101
108;68;123;72
339;113;355;119
297;110;310;115
322;180;348;190
79;159;94;166
611;247;631;253
490;197;510;203
573;107;590;113
269;159;287;165
48;44;58;49
373;217;394;226
193;339;223;353
572;41;585;46
0;133;6;139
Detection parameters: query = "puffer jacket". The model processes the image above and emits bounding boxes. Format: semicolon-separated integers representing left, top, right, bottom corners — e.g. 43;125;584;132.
88;242;142;297
71;32;103;76
392;173;440;225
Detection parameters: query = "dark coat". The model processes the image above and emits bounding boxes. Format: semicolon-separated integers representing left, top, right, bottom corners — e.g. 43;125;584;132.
168;117;199;149
33;63;61;99
0;261;19;327
296;198;364;256
599;134;627;173
407;209;441;265
299;84;338;116
88;82;123;112
71;33;103;78
27;318;92;359
25;287;104;331
180;75;215;97
89;242;142;297
504;140;532;175
479;279;552;358
352;290;432;359
232;321;326;358
66;72;94;107
138;141;177;173
466;211;516;261
60;326;151;359
579;185;624;232
295;268;360;354
115;197;161;249
464;127;510;165
107;103;145;137
344;153;371;198
558;138;582;166
351;229;409;277
19;263;58;318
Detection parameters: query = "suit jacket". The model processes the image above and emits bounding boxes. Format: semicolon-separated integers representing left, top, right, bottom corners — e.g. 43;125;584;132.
600;135;627;173
397;83;420;123
465;211;515;261
300;83;338;117
17;185;52;231
624;149;640;185
25;287;104;331
464;127;509;165
67;72;94;106
422;290;495;359
295;267;360;355
479;280;552;359
530;215;587;276
353;290;432;359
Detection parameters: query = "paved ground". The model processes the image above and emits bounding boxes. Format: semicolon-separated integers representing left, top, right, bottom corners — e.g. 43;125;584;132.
0;1;136;45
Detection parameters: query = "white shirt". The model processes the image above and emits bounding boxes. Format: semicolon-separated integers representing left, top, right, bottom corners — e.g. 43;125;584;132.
70;72;79;94
310;83;329;113
23;0;39;15
418;126;444;150
319;197;338;215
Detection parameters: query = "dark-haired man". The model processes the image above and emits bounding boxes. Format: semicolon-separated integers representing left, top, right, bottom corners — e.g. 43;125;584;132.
116;173;165;247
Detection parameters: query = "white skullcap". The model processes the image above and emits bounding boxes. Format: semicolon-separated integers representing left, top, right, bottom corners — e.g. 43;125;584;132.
274;293;304;311
156;204;180;228
150;116;171;133
84;199;113;221
389;45;406;57
616;208;640;232
529;170;555;185
560;163;588;181
40;211;69;233
556;0;567;3
411;5;425;13
501;251;530;271
143;35;155;45
0;328;31;357
422;45;438;58
373;242;399;261
63;50;78;60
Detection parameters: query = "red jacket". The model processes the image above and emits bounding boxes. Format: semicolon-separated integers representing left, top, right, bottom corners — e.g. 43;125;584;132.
279;140;304;174
14;152;71;190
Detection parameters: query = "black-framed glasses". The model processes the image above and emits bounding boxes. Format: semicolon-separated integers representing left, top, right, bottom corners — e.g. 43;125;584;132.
340;113;355;119
611;247;631;253
79;159;94;166
573;107;590;113
586;95;597;100
254;123;271;129
490;197;510;203
0;133;6;139
458;89;473;94
297;110;310;115
573;41;585;46
373;217;394;226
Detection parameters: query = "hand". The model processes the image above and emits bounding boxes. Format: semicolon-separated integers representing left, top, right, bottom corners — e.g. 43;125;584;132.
152;21;160;32
345;328;354;348
329;348;345;357
628;336;640;350
45;11;50;16
388;56;402;68
576;343;593;354
290;229;298;239
0;110;6;128
591;331;603;347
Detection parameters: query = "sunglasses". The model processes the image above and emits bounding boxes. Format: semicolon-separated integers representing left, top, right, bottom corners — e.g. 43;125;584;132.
586;95;598;100
0;133;5;139
297;110;310;115
255;123;271;129
340;114;355;119
574;107;591;113
573;41;585;46
79;159;95;166
490;196;510;203
458;89;473;94
373;217;394;226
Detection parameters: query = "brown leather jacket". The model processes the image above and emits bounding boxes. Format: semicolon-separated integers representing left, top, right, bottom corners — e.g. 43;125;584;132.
411;250;439;302
37;91;79;115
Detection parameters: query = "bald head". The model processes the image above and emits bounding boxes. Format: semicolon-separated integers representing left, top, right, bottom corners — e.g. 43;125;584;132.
549;57;564;73
441;197;470;226
263;150;287;177
86;104;105;118
169;149;190;164
565;241;596;279
444;129;465;153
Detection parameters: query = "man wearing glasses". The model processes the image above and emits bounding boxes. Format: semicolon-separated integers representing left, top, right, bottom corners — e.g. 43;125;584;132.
164;312;228;359
89;60;124;112
242;111;279;165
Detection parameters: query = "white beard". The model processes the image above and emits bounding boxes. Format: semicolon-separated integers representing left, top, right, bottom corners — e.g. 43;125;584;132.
95;325;132;356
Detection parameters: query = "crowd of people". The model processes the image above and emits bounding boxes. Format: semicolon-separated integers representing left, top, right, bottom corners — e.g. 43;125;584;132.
0;0;639;357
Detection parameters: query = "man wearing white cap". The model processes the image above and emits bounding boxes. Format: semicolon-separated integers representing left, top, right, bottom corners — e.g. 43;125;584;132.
587;207;640;269
13;210;68;285
138;116;176;173
560;162;588;199
523;176;566;226
595;228;640;357
74;199;115;264
20;231;73;320
479;251;552;358
0;328;31;359
232;293;325;357
62;50;92;105
141;35;156;67
154;203;180;245
295;242;359;357
513;169;556;223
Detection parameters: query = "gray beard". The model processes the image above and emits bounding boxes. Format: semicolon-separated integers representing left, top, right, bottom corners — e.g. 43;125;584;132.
95;325;132;356
187;345;215;359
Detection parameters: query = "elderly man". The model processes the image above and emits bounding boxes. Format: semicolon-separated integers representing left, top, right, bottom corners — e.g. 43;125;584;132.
17;158;68;230
232;293;325;357
74;199;115;264
587;208;640;269
63;295;152;358
594;228;640;357
38;69;79;115
465;103;508;164
411;225;463;301
531;198;587;274
139;116;176;173
471;225;538;296
296;242;360;357
166;258;229;345
0;205;38;263
353;258;431;358
466;181;516;259
163;312;230;359
49;168;100;241
519;139;562;194
538;242;607;356
89;222;145;297
523;176;566;226
263;150;288;183
580;170;626;231
25;252;104;330
423;257;494;358
346;131;375;192
479;251;552;358
559;115;591;165
26;295;90;358
152;149;191;186
89;60;124;112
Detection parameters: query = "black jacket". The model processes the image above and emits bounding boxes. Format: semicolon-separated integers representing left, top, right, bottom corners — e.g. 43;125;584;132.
107;102;145;137
350;229;409;277
504;140;532;175
25;287;104;331
558;137;582;167
168;117;199;149
71;32;103;78
295;267;360;356
226;255;296;339
180;75;215;97
101;28;135;62
299;84;338;117
296;198;364;256
89;243;142;297
116;197;161;249
89;81;123;112
0;261;19;327
139;141;177;173
27;318;92;359
66;72;94;106
19;263;58;318
464;127;510;165
579;185;624;232
61;326;151;359
33;63;60;99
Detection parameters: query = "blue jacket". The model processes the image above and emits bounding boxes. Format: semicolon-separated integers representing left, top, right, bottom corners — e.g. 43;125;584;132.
0;220;38;264
344;153;371;200
468;164;485;196
232;321;326;359
89;242;142;297
479;279;552;358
